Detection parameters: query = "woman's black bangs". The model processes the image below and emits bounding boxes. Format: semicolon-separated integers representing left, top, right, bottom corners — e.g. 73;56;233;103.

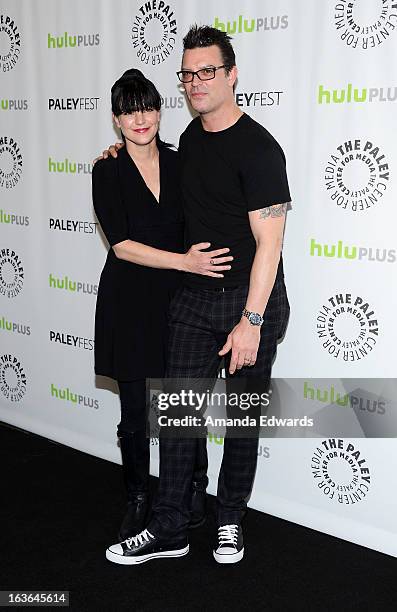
112;81;161;115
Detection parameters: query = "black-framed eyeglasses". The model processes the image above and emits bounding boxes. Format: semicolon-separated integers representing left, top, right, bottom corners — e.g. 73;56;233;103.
176;65;227;83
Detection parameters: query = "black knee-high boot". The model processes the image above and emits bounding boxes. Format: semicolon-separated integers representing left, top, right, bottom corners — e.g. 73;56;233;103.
118;430;150;541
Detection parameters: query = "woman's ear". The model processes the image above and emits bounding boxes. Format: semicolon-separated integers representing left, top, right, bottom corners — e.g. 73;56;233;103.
112;113;121;129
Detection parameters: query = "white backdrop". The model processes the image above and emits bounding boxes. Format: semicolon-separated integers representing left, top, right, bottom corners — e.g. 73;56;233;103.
1;0;397;557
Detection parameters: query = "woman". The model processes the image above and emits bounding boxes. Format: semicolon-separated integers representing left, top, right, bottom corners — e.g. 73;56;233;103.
92;69;233;541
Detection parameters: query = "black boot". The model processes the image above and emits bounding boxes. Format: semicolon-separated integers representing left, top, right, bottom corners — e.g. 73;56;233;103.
118;430;150;541
189;437;208;529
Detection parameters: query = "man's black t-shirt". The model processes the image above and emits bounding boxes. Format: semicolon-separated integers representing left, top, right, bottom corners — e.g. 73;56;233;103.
179;112;291;288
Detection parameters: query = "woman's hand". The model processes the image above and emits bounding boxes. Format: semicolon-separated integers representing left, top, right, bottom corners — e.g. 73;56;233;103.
93;142;125;165
182;243;233;277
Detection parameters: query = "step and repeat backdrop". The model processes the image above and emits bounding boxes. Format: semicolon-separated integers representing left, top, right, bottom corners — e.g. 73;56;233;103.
1;0;397;556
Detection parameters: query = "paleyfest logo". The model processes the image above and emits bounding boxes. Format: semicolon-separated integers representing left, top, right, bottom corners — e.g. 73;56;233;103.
316;292;379;362
324;139;390;212
0;354;27;402
0;136;22;189
131;1;177;65
334;0;397;49
0;15;21;72
311;439;371;504
0;248;24;298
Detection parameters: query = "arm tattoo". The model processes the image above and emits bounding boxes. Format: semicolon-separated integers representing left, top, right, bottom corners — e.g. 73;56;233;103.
259;202;289;219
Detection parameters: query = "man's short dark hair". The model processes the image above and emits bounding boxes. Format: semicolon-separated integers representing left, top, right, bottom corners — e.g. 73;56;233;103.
183;25;236;73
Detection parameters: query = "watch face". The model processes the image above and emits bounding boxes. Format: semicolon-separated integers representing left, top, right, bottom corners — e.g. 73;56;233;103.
249;313;262;326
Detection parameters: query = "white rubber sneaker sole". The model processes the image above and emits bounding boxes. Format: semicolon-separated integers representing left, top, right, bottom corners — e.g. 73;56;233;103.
106;544;189;565
213;547;244;564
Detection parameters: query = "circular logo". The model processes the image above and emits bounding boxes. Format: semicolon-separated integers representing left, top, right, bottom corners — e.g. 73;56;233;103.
0;354;27;402
324;139;390;212
316;292;379;361
0;248;24;298
334;1;397;50
0;15;21;72
131;2;177;65
0;136;23;189
311;439;371;504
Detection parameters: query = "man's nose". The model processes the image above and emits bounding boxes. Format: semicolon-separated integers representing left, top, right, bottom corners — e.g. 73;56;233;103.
191;72;201;86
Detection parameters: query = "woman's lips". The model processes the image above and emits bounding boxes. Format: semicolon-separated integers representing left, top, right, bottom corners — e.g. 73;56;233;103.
133;128;150;133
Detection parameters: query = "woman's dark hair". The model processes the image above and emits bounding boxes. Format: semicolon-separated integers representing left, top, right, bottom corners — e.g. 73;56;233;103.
111;68;172;148
182;25;236;73
111;68;161;115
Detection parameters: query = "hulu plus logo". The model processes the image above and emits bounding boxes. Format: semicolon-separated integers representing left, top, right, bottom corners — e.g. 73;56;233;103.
47;32;100;48
1;99;28;111
0;316;30;336
48;273;97;295
303;382;348;406
214;14;288;33
50;383;99;409
309;238;396;263
318;83;397;104
48;157;92;175
0;209;29;227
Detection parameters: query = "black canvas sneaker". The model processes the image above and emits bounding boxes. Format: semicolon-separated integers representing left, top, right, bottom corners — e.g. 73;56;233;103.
213;524;244;564
106;528;189;565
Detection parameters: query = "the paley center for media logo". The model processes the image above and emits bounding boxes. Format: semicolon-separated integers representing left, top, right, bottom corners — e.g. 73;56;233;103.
316;292;379;362
0;354;27;402
334;1;397;50
131;1;177;65
0;15;21;72
311;439;371;505
324;139;390;212
0;248;24;298
0;136;22;189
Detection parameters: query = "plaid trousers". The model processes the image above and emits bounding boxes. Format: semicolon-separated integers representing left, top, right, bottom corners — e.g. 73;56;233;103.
148;277;290;538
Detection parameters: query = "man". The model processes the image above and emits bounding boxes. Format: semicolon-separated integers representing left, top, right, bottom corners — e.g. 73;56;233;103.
105;25;291;565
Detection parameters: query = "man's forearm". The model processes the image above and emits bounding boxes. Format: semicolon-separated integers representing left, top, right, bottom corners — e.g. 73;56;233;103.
244;244;282;315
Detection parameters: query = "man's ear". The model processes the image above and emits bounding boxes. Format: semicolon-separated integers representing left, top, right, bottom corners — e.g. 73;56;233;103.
227;65;238;90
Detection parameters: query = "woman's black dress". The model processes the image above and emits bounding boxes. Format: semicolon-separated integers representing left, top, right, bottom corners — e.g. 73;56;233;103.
92;145;184;381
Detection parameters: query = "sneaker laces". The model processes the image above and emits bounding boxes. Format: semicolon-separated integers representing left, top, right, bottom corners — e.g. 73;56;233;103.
218;524;238;546
125;529;154;550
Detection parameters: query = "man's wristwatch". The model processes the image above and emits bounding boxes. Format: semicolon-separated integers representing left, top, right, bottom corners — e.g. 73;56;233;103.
241;308;263;326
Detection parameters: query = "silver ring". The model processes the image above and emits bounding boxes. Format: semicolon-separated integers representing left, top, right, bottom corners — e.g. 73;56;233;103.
210;258;214;265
